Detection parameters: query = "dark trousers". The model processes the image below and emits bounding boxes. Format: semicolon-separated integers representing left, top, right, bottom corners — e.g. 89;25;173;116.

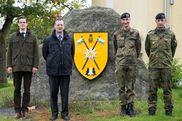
13;71;32;113
49;75;70;117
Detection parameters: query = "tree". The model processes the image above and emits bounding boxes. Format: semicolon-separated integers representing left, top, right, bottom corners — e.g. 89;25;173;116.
0;0;87;83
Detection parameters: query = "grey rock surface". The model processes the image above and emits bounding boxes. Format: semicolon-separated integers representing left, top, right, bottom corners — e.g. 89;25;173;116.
31;7;149;101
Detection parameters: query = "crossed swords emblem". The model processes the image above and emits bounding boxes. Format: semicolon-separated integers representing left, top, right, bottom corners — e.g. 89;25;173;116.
77;36;105;70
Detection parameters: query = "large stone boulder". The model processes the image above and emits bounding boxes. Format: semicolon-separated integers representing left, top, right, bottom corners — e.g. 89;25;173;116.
31;7;149;101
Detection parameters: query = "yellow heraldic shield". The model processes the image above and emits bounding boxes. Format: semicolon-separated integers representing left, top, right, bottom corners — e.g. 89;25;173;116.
74;32;108;80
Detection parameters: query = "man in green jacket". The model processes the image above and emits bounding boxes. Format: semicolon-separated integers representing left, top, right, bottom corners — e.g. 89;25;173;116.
7;16;39;119
145;13;177;116
113;12;141;116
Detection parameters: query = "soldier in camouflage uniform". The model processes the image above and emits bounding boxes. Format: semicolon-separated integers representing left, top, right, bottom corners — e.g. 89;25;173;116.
145;13;177;116
113;12;141;116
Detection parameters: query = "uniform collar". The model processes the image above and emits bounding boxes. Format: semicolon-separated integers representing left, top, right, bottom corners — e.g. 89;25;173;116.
154;27;170;35
155;27;166;32
120;27;134;34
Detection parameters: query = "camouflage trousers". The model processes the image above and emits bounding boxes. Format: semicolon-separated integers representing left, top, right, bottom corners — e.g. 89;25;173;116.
148;68;173;111
116;65;136;105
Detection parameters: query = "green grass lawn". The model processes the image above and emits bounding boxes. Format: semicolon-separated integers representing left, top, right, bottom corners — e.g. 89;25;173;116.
0;81;182;121
0;80;14;108
89;88;182;121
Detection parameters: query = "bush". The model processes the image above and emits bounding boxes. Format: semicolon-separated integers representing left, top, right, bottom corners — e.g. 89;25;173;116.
172;58;182;88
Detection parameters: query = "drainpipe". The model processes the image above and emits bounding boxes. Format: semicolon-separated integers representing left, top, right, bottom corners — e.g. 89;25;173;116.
164;0;168;20
164;0;169;28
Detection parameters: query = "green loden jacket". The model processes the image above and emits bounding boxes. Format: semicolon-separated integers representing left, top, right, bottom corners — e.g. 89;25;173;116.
7;30;39;72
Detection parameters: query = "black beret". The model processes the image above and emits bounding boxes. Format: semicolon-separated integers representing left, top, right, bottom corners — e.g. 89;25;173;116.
121;12;130;19
155;13;165;19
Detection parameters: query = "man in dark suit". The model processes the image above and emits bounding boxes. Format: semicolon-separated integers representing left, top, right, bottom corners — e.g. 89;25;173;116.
42;19;74;121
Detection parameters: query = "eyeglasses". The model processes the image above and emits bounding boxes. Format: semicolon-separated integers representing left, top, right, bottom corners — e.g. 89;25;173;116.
19;21;26;23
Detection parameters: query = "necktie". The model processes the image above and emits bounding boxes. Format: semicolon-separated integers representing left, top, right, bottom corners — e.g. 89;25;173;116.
58;35;62;42
21;32;25;37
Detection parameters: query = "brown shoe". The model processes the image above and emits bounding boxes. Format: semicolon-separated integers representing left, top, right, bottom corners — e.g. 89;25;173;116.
15;112;21;119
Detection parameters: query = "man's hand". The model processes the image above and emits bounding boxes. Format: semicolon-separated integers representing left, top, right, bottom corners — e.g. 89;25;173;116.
7;67;12;74
32;67;38;74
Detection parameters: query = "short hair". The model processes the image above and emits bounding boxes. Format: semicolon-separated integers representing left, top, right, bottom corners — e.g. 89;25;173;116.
54;19;64;25
18;16;27;22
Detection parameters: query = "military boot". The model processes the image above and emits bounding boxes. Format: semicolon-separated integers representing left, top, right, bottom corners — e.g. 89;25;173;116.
120;105;127;116
127;103;136;117
165;109;172;116
148;107;155;116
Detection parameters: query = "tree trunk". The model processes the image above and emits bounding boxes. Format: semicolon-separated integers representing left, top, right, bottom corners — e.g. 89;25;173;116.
0;15;14;84
0;33;7;83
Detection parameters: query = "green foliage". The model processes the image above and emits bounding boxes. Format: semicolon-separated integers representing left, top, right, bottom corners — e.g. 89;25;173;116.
0;83;9;89
70;101;95;115
30;98;49;107
0;81;14;108
28;17;54;41
3;0;88;41
9;16;54;41
0;0;49;18
69;0;87;9
0;80;50;108
0;116;16;121
172;58;182;88
69;100;119;115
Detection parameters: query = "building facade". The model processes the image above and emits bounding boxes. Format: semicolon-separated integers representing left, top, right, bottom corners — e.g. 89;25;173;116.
92;0;182;63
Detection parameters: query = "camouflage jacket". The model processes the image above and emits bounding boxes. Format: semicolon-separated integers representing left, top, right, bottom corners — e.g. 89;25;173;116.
145;27;177;68
113;27;141;65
